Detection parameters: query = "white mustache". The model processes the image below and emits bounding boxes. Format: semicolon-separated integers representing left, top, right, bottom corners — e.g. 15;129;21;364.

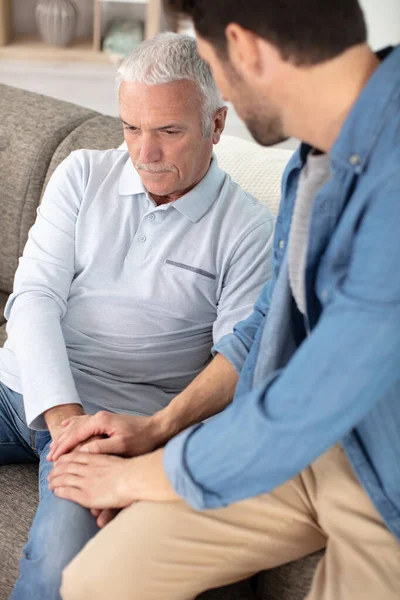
136;161;176;173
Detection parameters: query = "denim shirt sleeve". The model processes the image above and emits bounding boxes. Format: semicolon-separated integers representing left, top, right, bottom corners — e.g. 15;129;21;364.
163;172;400;509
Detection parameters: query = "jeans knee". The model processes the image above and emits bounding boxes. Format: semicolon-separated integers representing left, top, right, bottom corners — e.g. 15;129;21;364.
12;497;99;600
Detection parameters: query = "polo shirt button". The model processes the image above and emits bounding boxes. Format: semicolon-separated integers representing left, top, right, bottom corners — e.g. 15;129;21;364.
279;239;285;250
321;289;329;301
138;235;146;243
148;214;155;221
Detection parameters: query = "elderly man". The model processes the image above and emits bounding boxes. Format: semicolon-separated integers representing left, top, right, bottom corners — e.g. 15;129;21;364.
0;33;274;599
54;2;400;600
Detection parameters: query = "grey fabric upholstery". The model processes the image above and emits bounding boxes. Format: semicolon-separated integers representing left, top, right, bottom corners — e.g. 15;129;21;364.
0;84;98;293
0;83;320;600
0;291;8;326
43;114;124;193
197;579;258;600
0;464;38;599
257;551;324;600
0;291;7;347
0;323;6;347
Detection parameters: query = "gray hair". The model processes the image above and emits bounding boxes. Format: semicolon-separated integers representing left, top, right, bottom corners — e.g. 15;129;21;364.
117;32;224;136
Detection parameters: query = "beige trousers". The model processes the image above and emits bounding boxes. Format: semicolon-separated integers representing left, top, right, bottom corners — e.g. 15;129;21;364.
61;445;400;600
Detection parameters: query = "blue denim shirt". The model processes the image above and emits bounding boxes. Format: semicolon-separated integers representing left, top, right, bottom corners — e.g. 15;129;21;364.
164;46;400;541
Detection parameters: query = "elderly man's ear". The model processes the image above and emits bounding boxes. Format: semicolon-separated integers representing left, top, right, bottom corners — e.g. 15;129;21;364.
212;106;228;144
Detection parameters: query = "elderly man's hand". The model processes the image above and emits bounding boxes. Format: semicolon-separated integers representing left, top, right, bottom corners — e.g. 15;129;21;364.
48;448;180;509
90;508;120;529
47;411;161;462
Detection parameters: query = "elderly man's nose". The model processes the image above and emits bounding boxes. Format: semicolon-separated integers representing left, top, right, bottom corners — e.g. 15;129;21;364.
139;139;161;164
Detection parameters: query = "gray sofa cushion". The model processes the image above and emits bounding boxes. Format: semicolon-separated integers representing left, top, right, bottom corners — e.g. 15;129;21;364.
197;579;258;599
0;291;8;326
0;84;97;293
0;464;38;600
44;115;124;190
0;324;6;347
256;550;324;600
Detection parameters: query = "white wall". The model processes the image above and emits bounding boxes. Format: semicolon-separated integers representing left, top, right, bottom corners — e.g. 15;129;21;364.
359;0;400;49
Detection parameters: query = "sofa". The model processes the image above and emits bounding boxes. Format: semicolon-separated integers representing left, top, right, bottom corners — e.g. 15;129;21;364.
0;82;323;599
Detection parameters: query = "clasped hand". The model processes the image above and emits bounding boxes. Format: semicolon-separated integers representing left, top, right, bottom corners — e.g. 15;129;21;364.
47;411;157;461
47;412;171;527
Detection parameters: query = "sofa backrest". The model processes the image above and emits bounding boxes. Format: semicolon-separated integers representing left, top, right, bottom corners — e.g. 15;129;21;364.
214;135;293;217
0;84;123;295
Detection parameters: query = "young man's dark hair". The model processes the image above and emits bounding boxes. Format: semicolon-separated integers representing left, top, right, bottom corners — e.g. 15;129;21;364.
166;0;367;65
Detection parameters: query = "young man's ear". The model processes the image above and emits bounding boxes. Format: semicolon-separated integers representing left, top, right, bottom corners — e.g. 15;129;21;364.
225;23;281;85
225;23;262;77
212;107;228;144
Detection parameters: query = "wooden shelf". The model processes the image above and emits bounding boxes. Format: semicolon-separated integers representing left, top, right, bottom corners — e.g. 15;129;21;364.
0;0;174;61
93;0;168;51
0;0;13;46
0;35;110;62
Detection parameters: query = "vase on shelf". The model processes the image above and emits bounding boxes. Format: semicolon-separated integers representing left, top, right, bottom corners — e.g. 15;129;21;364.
36;0;77;48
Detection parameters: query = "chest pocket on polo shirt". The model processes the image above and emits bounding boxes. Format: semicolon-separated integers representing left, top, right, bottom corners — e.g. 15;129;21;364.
165;259;216;281
163;258;218;322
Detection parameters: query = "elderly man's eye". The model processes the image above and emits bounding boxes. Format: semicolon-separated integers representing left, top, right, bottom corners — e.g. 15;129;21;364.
165;130;179;135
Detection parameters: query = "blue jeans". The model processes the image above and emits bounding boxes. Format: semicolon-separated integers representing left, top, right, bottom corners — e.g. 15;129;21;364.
0;381;99;600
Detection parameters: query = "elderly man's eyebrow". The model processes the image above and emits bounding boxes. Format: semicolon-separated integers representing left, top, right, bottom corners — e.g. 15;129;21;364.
120;118;186;131
120;118;136;127
157;124;187;131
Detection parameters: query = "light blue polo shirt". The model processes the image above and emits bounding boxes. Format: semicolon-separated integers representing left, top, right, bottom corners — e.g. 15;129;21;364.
0;149;274;430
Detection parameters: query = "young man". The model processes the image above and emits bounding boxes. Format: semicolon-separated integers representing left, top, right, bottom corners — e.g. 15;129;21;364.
54;3;400;599
0;33;274;600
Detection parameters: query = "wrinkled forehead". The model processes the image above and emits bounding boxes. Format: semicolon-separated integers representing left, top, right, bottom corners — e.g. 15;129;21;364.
119;80;204;121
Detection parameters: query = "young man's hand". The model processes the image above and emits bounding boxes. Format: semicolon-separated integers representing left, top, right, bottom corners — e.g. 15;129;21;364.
48;448;180;509
47;411;163;462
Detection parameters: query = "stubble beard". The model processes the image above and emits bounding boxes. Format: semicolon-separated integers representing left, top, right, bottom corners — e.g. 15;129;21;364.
223;60;288;147
245;113;288;147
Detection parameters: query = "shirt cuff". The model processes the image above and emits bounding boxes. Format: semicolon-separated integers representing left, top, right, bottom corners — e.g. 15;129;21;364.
212;333;249;375
163;424;223;510
27;397;83;431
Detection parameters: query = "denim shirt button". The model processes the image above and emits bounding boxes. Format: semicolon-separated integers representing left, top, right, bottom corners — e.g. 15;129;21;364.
279;239;285;250
349;154;361;166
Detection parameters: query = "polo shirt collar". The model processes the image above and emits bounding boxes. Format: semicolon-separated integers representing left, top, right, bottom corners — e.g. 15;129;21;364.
118;153;225;223
172;156;224;223
119;156;146;196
